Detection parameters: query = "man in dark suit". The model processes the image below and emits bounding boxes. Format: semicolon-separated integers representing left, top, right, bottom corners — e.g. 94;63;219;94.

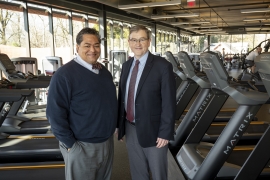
116;25;176;180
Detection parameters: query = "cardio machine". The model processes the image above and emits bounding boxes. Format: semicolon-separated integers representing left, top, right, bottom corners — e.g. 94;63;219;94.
169;51;267;151
0;89;61;163
0;53;51;134
176;51;270;180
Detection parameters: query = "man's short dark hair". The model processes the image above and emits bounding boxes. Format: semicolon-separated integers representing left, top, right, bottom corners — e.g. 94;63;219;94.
76;27;101;45
129;25;151;40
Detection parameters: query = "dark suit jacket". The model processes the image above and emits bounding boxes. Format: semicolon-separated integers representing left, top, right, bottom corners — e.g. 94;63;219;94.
117;52;176;148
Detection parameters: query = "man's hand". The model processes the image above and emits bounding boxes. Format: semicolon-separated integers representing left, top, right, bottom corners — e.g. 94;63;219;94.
156;138;169;148
114;128;124;142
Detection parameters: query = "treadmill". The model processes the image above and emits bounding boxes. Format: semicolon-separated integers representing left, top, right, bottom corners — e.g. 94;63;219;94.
0;161;65;180
169;51;268;150
0;53;51;134
165;51;201;120
0;89;62;163
165;51;237;121
234;52;270;180
10;56;51;114
176;51;270;179
0;94;50;134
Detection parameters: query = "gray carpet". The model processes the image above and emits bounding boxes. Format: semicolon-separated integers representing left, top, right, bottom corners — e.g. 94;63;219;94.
112;136;185;180
111;136;132;180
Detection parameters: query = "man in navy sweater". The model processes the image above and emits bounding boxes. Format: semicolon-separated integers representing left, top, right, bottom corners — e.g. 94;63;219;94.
46;28;117;180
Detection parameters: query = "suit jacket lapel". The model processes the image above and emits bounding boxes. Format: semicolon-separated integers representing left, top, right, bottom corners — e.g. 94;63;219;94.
135;53;154;99
122;58;134;98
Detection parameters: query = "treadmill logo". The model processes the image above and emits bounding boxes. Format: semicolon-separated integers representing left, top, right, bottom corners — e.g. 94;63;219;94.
192;92;213;123
201;62;211;69
180;62;186;70
177;83;189;104
223;112;253;155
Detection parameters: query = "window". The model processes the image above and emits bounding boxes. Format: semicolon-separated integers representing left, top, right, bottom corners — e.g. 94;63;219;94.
72;12;85;54
231;35;243;54
53;8;72;64
28;4;52;72
0;2;27;58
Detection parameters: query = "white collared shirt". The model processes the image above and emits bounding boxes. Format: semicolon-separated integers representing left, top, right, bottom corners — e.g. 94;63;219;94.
74;55;99;74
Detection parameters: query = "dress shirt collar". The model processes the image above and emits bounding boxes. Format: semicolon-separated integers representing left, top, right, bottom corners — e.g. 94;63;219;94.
74;55;99;74
132;51;149;67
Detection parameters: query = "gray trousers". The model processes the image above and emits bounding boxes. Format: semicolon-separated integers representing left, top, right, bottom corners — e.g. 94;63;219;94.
59;135;114;180
125;121;168;180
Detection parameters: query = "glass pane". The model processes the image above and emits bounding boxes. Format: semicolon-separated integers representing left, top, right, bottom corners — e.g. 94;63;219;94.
190;36;201;53
190;35;207;52
28;7;51;73
156;31;161;54
231;34;243;54
107;21;112;55
0;6;26;58
113;24;121;50
210;35;219;44
210;35;221;53
72;14;84;54
242;34;254;53
160;32;166;55
168;34;177;54
88;15;99;31
53;9;72;64
123;26;130;57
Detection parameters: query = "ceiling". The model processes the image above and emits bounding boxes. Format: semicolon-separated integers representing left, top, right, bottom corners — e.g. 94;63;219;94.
81;0;270;35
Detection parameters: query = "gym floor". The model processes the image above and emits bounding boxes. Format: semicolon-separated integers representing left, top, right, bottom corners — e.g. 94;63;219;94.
4;68;269;180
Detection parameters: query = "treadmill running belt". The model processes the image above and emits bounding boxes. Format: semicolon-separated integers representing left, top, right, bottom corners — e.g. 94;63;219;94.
0;137;59;151
20;120;50;128
0;138;62;163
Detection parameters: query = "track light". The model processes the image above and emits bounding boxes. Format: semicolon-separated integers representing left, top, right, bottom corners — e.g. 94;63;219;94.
171;21;210;25
241;8;270;13
184;25;218;29
151;13;199;19
199;29;223;32
118;0;181;10
243;18;267;21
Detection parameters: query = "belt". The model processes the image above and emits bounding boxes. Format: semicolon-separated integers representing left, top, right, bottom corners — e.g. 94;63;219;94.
127;120;135;126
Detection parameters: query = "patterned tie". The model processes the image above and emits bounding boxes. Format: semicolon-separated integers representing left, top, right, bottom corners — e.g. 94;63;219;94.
126;60;140;122
92;62;102;70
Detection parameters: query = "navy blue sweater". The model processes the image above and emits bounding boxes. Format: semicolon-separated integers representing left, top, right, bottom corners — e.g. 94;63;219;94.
46;60;117;148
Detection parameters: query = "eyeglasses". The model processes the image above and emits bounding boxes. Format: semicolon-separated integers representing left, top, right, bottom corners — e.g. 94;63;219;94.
129;38;149;44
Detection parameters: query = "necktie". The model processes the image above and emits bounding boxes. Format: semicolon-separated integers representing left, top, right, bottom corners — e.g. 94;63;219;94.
126;60;140;122
92;62;102;70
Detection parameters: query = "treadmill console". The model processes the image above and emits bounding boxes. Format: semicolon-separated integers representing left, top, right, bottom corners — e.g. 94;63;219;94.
0;53;17;73
178;51;197;78
255;52;270;97
165;51;187;81
200;52;229;90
